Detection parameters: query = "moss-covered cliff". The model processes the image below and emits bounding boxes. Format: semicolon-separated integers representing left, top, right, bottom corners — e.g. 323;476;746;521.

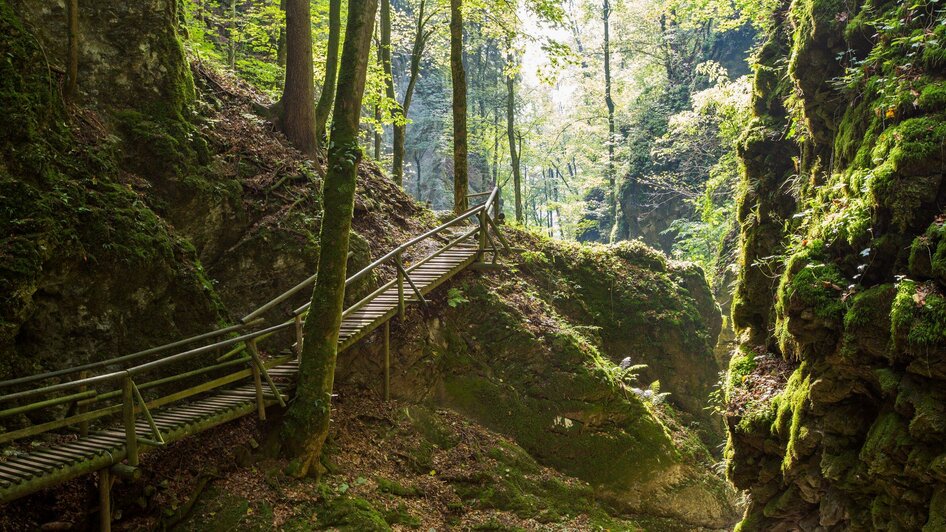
726;0;946;528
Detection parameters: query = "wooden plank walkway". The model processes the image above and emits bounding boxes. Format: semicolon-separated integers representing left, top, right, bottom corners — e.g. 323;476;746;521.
0;235;484;505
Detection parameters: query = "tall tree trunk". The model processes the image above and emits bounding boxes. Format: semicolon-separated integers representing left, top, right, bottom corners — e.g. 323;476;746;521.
603;0;616;242
65;0;78;103
314;0;342;148
279;0;318;156
505;54;522;223
280;0;378;478
450;0;468;214
392;0;429;186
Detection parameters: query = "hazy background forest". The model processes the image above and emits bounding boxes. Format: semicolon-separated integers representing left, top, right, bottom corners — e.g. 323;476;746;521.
182;0;769;285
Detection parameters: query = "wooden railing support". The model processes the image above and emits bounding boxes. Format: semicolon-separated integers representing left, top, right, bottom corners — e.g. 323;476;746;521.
294;314;304;358
77;370;90;436
251;362;265;421
99;467;112;532
247;340;286;409
477;211;488;261
131;380;164;446
383;321;391;401
396;252;405;318
121;375;138;467
395;258;427;307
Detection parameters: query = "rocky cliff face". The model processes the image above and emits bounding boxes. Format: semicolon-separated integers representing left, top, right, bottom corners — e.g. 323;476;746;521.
726;0;946;529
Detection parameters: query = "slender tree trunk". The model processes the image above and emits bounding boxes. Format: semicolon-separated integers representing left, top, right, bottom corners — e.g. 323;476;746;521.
505;54;522;223
276;0;287;68
280;0;378;478
65;0;78;103
374;103;382;160
314;0;342;148
380;0;396;168
414;151;423;199
491;107;499;187
603;0;616;242
450;0;468;214
228;0;237;70
393;0;429;186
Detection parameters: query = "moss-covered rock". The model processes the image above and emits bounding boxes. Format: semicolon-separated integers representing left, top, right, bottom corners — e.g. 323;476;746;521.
726;0;946;528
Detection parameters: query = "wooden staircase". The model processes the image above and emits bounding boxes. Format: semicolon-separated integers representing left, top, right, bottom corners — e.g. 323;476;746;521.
0;188;507;529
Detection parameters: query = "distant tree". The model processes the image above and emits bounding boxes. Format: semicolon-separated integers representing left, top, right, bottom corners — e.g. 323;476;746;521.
392;0;436;186
505;46;522;223
277;0;318;156
450;0;468;213
603;0;616;242
280;0;378;477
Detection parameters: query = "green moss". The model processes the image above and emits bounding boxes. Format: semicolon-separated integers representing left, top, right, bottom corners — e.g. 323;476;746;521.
376;477;420;498
439;294;680;489
918;83;946;113
891;280;946;353
769;363;811;471
381;503;421;528
925;487;946;531
317;494;391;531
870;116;946;231
859;410;912;477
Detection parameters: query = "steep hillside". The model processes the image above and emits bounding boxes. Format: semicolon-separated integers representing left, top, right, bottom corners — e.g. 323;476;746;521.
726;0;946;529
1;1;738;529
0;0;427;386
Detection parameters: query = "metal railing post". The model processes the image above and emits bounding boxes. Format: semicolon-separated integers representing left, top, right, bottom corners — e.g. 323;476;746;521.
121;375;138;466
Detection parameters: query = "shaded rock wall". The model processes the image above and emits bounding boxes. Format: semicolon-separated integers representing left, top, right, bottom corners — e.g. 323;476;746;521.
726;0;946;529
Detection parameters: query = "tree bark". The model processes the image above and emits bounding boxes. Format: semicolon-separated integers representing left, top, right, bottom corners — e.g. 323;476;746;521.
505;53;522;223
278;0;318;157
392;0;430;186
65;0;78;103
280;0;378;478
450;0;468;214
603;0;616;242
314;0;342;149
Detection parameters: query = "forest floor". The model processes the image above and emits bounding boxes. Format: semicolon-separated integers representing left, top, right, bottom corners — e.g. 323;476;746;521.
0;387;706;531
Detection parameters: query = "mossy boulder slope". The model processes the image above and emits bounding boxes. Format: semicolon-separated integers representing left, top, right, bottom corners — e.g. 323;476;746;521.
348;235;738;528
726;0;946;529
